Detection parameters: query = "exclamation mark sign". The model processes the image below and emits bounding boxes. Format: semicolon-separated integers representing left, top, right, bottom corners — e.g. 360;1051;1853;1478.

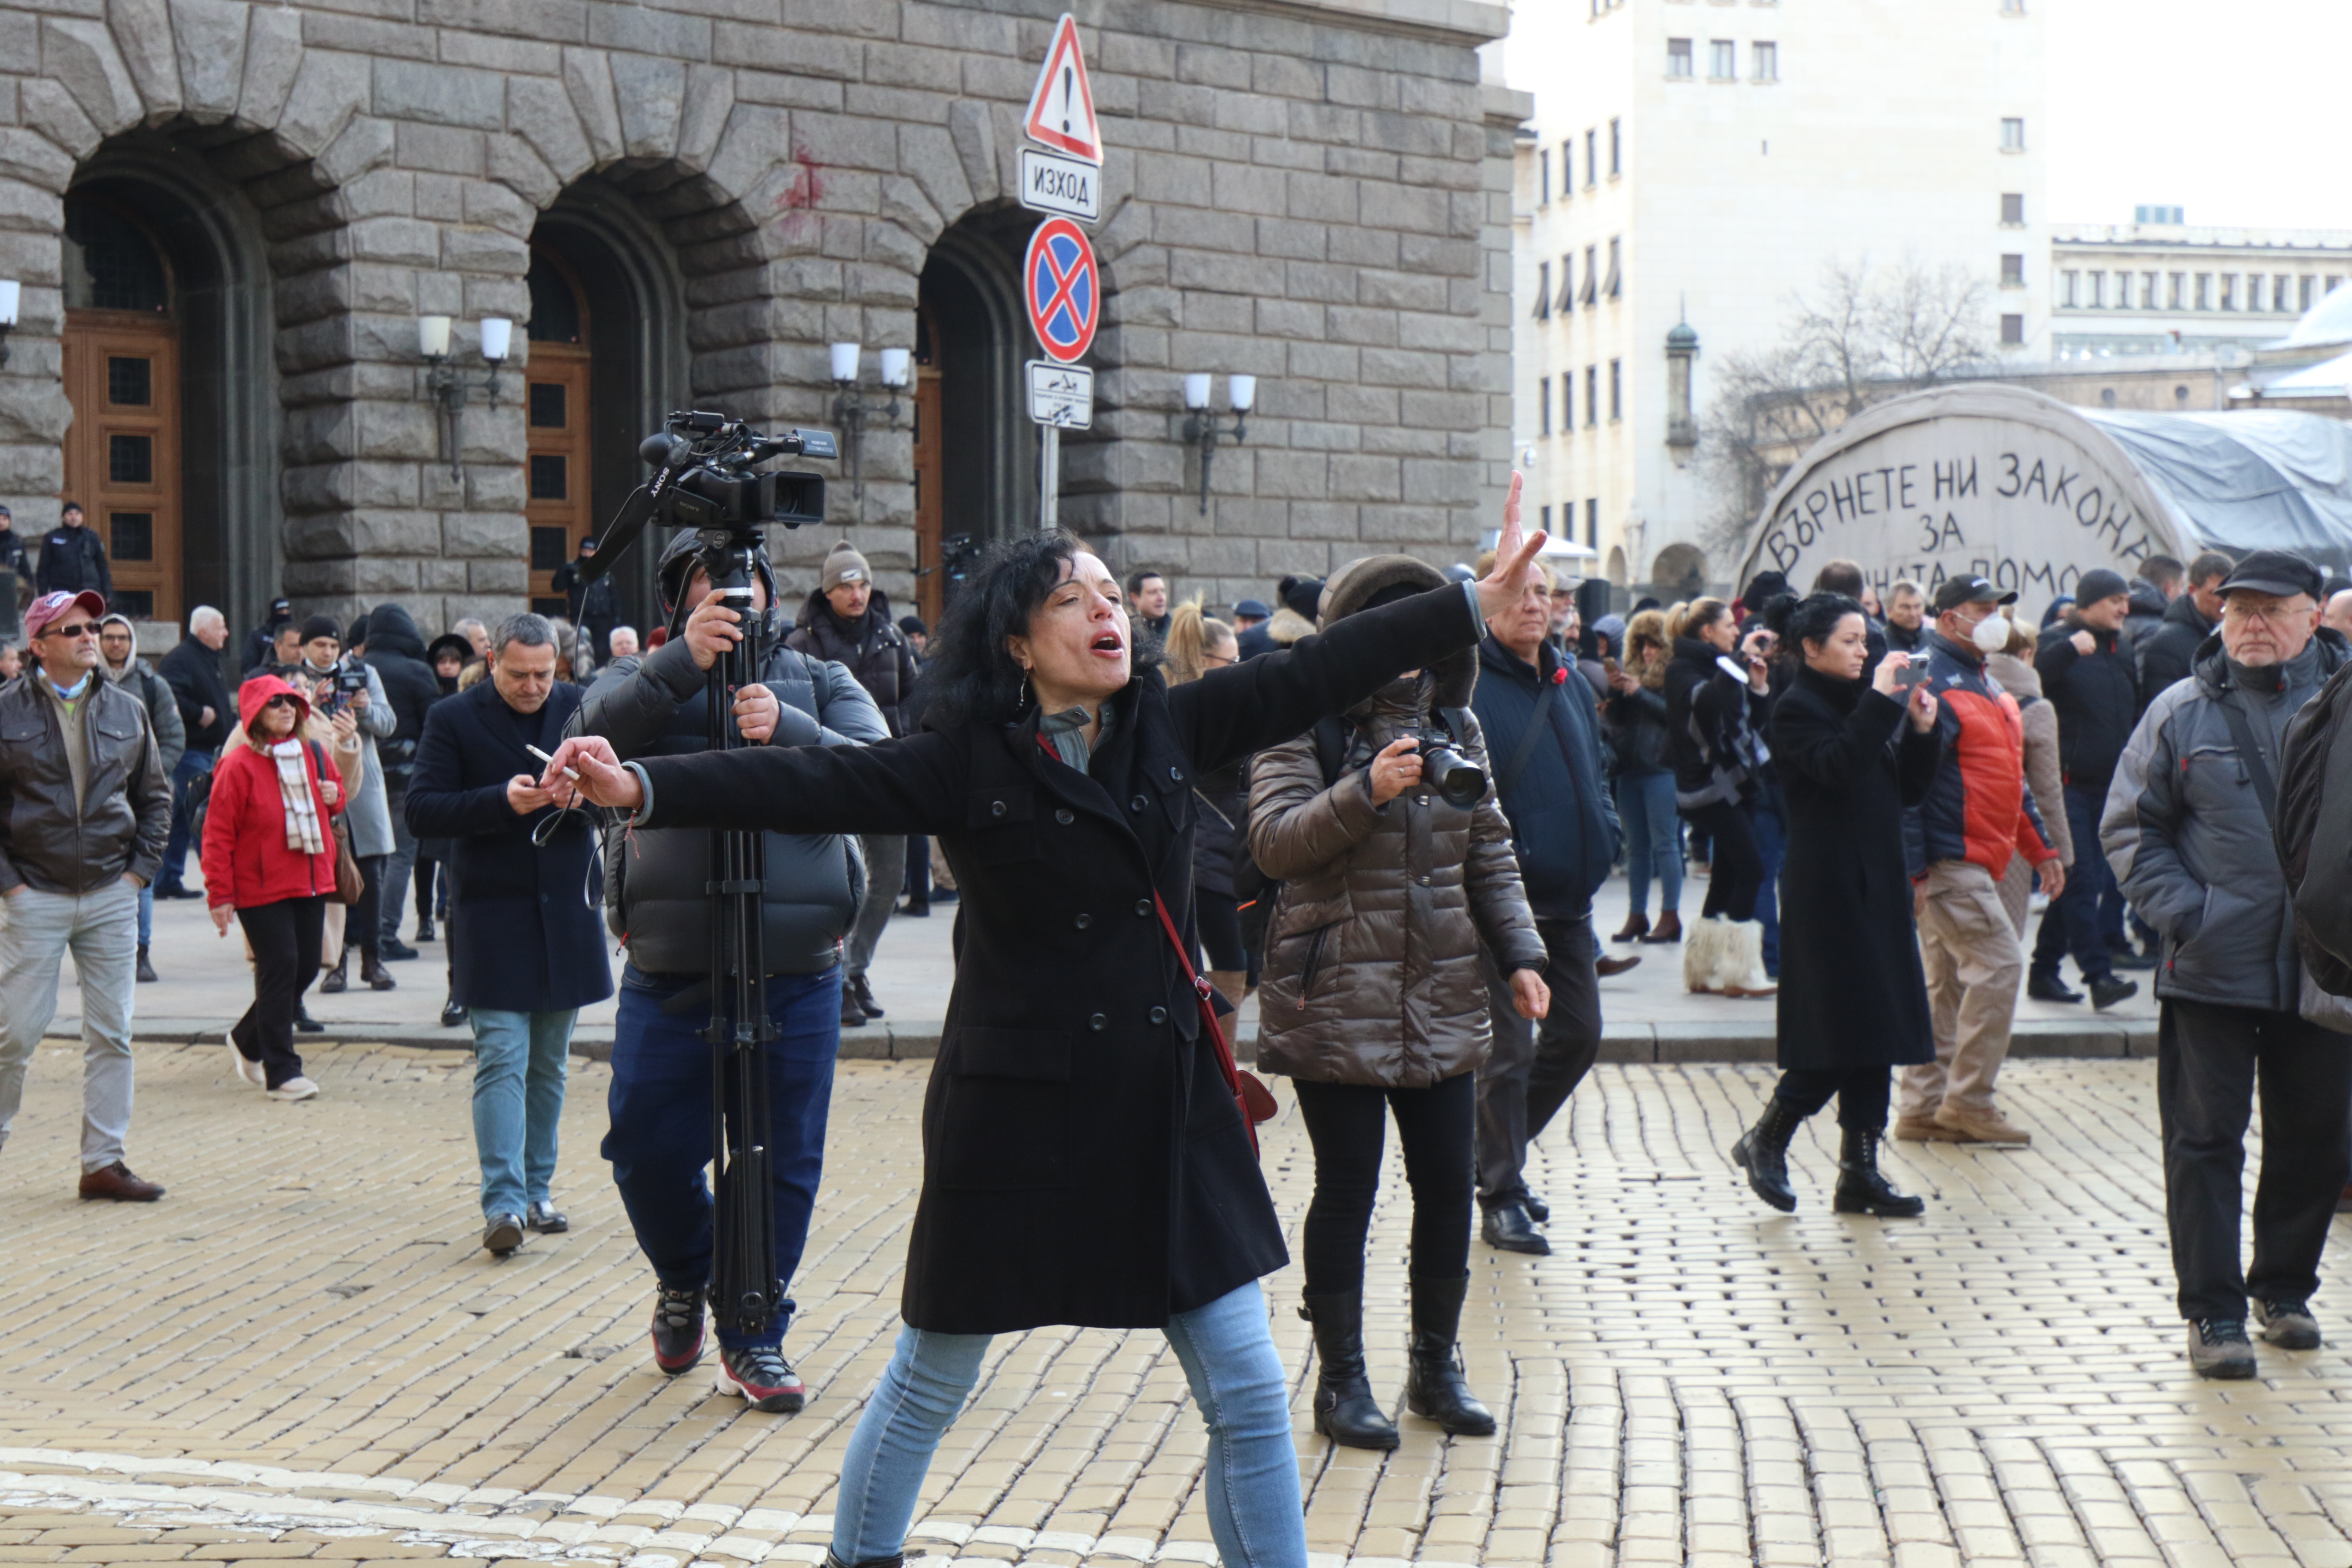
1062;66;1073;137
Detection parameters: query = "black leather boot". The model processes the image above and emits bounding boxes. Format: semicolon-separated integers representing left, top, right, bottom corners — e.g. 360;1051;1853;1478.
1731;1096;1804;1213
1831;1127;1926;1218
1404;1274;1494;1436
1300;1291;1398;1450
320;952;349;993
821;1553;903;1568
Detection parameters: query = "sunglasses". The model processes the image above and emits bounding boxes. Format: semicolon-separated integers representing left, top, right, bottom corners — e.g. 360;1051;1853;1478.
42;622;98;640
263;695;300;710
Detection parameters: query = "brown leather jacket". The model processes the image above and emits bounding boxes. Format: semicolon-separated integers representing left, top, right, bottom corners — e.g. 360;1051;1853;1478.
1246;557;1545;1089
0;669;172;896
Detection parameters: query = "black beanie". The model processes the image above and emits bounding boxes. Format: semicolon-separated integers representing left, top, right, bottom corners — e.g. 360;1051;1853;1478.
1283;577;1324;620
299;615;341;644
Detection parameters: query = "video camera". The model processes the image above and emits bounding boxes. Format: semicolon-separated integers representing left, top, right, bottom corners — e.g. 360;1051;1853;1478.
576;410;838;588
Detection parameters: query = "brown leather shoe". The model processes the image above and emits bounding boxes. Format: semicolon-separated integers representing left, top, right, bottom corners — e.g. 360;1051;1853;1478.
1935;1106;2032;1147
79;1161;165;1201
1891;1116;1954;1142
1596;954;1643;978
1610;912;1650;942
1640;911;1683;944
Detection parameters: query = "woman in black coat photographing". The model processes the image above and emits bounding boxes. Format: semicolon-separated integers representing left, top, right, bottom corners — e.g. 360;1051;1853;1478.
1730;592;1943;1217
543;488;1547;1568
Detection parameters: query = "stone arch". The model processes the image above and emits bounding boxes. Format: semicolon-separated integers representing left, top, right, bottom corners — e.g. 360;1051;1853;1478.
1606;545;1629;586
1651;542;1710;598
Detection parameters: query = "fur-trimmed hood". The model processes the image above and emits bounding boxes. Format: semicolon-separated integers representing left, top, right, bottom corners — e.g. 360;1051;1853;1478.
1319;555;1477;708
1263;606;1317;646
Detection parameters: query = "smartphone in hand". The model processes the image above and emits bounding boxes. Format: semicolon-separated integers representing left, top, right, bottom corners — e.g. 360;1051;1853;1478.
1891;655;1930;694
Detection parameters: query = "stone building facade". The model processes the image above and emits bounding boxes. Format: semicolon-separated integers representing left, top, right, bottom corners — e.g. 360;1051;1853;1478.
0;0;1523;642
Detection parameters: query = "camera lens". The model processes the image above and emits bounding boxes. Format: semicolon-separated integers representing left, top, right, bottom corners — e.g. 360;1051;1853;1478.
1421;744;1487;809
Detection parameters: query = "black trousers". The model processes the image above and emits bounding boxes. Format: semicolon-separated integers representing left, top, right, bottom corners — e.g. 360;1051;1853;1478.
2158;998;2352;1322
1476;914;1602;1210
1292;1070;1476;1295
343;852;387;959
234;897;325;1090
1681;798;1762;921
1773;1066;1890;1131
902;833;931;909
1196;888;1246;972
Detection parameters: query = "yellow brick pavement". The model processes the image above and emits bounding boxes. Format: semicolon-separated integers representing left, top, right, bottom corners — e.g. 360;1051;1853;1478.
3;1042;2351;1566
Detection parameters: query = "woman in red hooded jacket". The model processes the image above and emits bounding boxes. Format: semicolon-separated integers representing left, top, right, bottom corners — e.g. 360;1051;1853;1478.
202;675;345;1100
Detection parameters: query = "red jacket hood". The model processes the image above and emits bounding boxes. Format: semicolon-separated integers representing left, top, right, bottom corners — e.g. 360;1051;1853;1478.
237;673;311;735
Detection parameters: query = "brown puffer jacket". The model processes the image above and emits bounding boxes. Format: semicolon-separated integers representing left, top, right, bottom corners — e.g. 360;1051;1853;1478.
1247;556;1546;1088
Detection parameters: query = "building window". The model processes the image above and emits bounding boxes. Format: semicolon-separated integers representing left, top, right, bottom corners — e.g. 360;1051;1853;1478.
1562;372;1574;429
1752;41;1777;80
2000;314;2024;345
1585;365;1598;427
2222;273;2240;311
2142;271;2158;308
1609;358;1623;420
1540;504;1553;534
2001;192;2024;225
1562;140;1574;193
2168;272;2186;309
1667;37;1694;76
1585;129;1597;187
2001;254;2025;288
1606;236;1623;297
1586;498;1599;549
1610;118;1622;176
2331;274;2346;296
1535;261;1551;320
2304;275;2318;312
1558;256;1574;313
2275;273;2294;313
1540;149;1550;203
2061;270;2079;308
2135;204;2185;225
1582;244;1598;305
1709;40;1735;78
2001;0;2024;12
2091;271;2107;308
2110;271;2129;309
1540;377;1552;435
2000;117;2025;152
2194;273;2212;310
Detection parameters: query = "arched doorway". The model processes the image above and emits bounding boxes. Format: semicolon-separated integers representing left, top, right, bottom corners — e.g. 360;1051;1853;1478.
918;209;1034;599
61;198;181;624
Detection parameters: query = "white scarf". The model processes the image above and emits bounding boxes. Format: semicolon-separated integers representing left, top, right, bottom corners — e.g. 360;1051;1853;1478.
269;738;324;854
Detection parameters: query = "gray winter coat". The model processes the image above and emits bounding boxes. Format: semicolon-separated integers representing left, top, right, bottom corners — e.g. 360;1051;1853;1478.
2103;631;2348;1011
570;631;888;975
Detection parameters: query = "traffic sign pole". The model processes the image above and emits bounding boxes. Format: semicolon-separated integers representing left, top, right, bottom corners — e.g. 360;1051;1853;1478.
1019;14;1102;533
1041;425;1060;533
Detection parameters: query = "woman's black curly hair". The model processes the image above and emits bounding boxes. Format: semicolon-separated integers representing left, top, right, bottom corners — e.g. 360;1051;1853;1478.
1763;590;1867;657
906;530;1159;730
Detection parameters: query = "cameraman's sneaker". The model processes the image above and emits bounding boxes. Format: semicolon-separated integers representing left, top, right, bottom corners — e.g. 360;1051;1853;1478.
649;1283;707;1375
2256;1298;2322;1350
2187;1317;2257;1379
715;1344;805;1413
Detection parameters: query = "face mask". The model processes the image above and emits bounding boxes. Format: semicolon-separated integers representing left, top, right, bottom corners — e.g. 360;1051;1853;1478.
1971;612;2012;655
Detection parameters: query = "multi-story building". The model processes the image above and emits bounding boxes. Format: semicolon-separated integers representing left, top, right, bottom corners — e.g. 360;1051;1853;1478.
1509;0;2045;598
0;0;1524;640
2051;215;2352;359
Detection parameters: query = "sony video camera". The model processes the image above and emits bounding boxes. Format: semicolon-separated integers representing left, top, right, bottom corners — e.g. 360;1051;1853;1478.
576;410;839;589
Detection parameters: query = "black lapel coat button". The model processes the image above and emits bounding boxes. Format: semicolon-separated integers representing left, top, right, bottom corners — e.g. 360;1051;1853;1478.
1130;793;1147;812
1167;765;1182;781
1149;1006;1168;1025
1089;1013;1108;1031
1055;807;1074;824
1135;898;1152;917
989;799;1007;818
1074;912;1092;929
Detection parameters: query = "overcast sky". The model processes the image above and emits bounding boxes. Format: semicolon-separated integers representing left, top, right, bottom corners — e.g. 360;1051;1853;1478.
2048;0;2352;230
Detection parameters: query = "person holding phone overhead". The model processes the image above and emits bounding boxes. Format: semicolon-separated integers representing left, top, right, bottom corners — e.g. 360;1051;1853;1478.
539;485;1550;1568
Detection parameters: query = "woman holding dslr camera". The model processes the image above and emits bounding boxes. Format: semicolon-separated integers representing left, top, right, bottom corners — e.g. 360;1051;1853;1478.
1246;557;1550;1452
540;487;1548;1568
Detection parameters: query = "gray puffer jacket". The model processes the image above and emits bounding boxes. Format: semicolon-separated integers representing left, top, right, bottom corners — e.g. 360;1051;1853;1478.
2103;630;2349;1011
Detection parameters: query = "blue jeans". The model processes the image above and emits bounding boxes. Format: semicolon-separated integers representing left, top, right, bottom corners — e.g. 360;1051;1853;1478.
834;1281;1305;1568
1618;768;1681;920
2033;784;2116;984
602;965;840;1351
137;882;153;948
1753;782;1786;974
158;749;214;892
469;1008;576;1220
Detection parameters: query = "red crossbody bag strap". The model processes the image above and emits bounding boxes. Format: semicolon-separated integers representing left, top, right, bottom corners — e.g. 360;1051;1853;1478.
1152;889;1276;1154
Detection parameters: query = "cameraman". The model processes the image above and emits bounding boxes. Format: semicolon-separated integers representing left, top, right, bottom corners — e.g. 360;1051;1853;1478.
293;616;397;992
570;530;886;1413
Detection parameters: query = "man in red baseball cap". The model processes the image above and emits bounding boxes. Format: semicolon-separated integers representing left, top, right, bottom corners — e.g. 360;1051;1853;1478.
0;589;173;1201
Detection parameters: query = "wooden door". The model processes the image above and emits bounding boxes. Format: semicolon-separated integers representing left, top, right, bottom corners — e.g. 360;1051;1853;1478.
61;314;180;624
912;300;946;626
525;343;593;617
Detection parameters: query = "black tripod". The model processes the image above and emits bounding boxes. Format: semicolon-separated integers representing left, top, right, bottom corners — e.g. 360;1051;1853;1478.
699;533;783;1338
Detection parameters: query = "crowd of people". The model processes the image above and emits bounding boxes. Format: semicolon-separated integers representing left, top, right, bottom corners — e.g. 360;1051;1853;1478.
10;466;2352;1568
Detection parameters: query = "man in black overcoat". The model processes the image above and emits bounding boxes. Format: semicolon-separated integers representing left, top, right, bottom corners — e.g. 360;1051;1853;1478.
406;613;610;1258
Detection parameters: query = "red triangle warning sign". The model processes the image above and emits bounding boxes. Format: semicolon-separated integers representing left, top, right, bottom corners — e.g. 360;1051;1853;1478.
1023;14;1102;165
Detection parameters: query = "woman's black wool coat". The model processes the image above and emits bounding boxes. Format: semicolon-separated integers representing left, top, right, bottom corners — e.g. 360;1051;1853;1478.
631;585;1483;1335
1768;665;1944;1072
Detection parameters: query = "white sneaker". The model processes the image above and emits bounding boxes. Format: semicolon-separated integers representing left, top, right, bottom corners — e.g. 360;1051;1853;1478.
226;1041;266;1087
267;1076;320;1101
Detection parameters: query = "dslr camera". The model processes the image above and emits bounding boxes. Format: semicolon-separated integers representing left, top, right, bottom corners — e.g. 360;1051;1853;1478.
1412;729;1487;809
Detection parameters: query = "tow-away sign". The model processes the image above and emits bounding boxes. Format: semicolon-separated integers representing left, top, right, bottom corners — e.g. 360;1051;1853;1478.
1018;147;1100;224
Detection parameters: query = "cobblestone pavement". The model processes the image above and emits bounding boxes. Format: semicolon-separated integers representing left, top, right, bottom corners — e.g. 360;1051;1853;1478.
2;1042;2343;1568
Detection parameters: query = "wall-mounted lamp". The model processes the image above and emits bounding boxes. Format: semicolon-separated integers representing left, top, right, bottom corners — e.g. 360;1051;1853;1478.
421;314;514;479
0;280;20;367
1183;372;1255;514
831;341;910;518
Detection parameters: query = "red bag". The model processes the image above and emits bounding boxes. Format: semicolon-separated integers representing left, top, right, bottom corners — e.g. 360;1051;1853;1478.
1153;890;1278;1155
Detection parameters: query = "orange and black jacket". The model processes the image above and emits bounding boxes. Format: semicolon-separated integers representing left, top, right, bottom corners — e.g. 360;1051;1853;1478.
1902;631;2054;881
